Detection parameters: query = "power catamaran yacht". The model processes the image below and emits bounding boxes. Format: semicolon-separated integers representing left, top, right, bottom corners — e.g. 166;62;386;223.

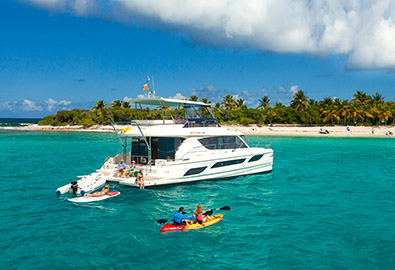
95;97;273;188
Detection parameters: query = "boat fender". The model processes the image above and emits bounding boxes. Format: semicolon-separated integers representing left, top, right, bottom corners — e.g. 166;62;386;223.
56;190;61;195
81;190;86;195
70;181;79;195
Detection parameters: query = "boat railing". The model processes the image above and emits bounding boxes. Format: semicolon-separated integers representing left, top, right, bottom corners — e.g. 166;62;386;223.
182;118;219;128
249;141;272;148
111;121;152;168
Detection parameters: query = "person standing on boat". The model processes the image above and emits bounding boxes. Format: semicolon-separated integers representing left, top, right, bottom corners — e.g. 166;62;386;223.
171;207;195;225
116;159;126;178
136;169;145;189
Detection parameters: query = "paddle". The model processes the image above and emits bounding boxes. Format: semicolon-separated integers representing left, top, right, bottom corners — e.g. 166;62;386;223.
156;206;231;224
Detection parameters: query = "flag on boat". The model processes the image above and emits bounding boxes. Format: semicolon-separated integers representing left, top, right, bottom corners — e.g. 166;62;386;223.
142;83;148;91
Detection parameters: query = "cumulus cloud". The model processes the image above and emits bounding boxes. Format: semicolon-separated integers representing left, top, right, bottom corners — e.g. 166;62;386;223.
256;84;301;105
44;98;72;111
23;0;395;70
22;99;43;112
0;98;71;113
238;89;259;107
168;93;187;100
190;83;221;102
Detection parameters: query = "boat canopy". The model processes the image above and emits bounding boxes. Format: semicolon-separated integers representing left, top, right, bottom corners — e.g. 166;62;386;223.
130;97;209;107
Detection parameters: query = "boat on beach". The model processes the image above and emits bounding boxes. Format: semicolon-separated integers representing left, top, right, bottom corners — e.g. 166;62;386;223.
94;95;273;188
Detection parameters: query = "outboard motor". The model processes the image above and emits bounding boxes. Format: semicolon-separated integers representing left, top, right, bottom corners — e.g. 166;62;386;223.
70;181;79;195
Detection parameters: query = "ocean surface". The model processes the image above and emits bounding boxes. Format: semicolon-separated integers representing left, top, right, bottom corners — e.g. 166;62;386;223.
1;126;394;269
0;118;41;127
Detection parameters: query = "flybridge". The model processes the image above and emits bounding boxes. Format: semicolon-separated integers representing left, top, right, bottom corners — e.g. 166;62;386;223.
129;97;219;128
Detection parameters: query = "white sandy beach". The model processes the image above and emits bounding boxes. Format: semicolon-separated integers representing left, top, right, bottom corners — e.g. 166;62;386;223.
13;124;395;138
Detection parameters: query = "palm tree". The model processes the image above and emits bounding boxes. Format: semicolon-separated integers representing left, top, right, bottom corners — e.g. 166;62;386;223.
189;95;198;101
320;105;339;124
92;100;108;124
377;103;393;125
199;97;210;104
338;99;351;125
349;103;364;124
222;94;236;110
111;99;122;108
263;107;276;125
257;96;271;110
352;90;369;104
235;98;246;109
291;90;309;112
371;92;385;103
352;91;371;123
122;101;131;109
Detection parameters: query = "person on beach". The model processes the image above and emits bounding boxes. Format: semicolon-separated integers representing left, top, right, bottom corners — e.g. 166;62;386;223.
84;185;110;197
192;204;212;224
124;160;136;178
171;207;195;225
116;159;126;177
136;169;145;189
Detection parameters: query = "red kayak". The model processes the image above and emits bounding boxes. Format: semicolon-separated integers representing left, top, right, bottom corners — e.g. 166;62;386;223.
160;223;185;232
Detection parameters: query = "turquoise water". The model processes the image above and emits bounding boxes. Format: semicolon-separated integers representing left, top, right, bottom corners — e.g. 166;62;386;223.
1;130;394;269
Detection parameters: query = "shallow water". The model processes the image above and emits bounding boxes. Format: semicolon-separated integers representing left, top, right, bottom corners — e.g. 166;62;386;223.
1;131;394;269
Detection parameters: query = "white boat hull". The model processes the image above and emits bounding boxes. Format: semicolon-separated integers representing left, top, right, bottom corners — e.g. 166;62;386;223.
102;148;273;187
56;173;106;195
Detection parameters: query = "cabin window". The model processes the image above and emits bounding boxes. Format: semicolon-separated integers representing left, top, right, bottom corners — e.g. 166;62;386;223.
183;166;207;176
151;137;184;160
198;136;247;150
211;158;246;168
248;154;263;162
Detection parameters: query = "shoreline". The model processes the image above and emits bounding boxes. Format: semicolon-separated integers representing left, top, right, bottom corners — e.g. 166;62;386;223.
6;124;395;138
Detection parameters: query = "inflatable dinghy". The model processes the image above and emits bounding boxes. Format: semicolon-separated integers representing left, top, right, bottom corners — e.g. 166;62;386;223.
56;173;106;195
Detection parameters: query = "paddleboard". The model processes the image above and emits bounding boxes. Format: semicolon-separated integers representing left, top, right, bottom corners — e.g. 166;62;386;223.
68;192;120;203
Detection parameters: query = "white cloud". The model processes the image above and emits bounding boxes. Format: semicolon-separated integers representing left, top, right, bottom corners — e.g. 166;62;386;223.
23;0;395;70
44;98;72;111
290;85;300;94
22;99;43;112
190;83;221;102
168;93;187;100
0;98;71;113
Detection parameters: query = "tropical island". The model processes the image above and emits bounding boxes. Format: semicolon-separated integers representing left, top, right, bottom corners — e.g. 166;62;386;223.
38;90;395;128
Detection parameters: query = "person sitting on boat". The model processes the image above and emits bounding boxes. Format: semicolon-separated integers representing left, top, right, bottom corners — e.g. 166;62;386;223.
136;169;145;189
116;159;127;178
124;160;136;178
193;204;212;224
84;185;110;198
171;207;195;225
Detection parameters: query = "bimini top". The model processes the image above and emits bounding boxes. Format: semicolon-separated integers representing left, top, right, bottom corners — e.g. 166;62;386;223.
130;97;209;107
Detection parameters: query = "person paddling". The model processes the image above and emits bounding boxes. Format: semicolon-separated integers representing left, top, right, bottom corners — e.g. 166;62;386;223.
193;204;212;224
171;207;195;225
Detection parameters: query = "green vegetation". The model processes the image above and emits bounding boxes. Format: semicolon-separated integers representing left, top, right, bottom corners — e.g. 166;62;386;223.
39;91;395;127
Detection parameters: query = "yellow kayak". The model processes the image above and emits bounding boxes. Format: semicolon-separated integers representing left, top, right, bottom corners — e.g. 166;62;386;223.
183;214;223;230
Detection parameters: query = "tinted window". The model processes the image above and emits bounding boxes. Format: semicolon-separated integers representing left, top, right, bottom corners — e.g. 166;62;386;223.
248;154;263;162
198;136;247;150
211;158;246;168
184;167;207;176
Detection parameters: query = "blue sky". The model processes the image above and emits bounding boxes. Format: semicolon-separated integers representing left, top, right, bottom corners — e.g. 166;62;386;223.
1;0;395;118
